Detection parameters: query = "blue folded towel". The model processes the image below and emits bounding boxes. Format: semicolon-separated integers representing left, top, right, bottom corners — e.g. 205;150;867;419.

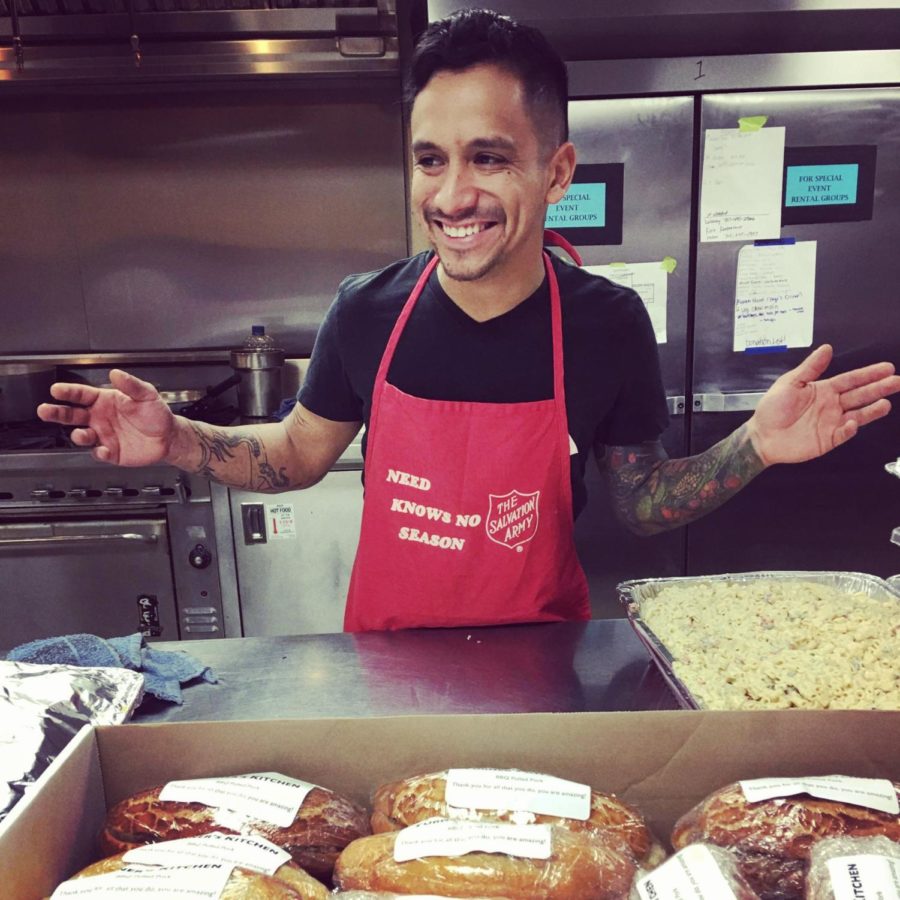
6;633;217;704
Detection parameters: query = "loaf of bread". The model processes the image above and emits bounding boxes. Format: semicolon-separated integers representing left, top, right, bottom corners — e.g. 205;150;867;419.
805;835;900;900
333;825;639;899
629;843;761;900
334;894;501;899
99;782;370;883
64;850;329;899
371;769;663;866
671;781;900;899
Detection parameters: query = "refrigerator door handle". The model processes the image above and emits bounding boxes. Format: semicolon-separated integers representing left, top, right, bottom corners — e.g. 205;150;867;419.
692;391;767;413
666;395;687;416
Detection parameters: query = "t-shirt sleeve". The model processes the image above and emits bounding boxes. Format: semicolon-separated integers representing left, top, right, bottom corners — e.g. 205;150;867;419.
297;284;364;422
600;291;670;447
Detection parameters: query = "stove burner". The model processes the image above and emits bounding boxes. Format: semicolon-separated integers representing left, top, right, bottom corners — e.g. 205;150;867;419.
0;421;74;452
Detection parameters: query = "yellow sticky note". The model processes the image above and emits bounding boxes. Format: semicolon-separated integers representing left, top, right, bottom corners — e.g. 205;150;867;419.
738;115;769;132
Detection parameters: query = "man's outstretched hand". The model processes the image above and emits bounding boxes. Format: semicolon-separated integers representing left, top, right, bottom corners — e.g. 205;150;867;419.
746;344;900;467
36;368;177;467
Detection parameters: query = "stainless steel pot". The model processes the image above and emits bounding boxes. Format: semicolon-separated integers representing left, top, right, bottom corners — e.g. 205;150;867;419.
0;364;56;423
230;347;285;419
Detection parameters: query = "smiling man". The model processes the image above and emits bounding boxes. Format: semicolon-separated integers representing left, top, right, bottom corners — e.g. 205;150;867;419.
39;10;900;632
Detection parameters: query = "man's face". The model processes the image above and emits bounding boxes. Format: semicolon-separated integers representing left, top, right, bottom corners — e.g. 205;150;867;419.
410;64;560;285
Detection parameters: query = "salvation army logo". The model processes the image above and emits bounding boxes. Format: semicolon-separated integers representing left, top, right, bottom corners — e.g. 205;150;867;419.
486;490;540;551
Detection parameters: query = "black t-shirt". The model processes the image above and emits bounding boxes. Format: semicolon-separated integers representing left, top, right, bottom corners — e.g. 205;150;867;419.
299;251;669;518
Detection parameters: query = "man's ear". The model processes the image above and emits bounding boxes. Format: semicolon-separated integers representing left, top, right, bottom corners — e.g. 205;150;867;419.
545;142;576;205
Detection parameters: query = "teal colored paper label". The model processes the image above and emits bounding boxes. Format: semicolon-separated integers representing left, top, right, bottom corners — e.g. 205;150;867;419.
785;164;859;207
545;183;606;228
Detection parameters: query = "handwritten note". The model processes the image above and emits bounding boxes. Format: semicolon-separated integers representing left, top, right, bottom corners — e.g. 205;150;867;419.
585;261;669;343
733;241;817;352
701;127;785;242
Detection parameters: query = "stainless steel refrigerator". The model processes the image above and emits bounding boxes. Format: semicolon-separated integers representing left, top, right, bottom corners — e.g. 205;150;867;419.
567;87;900;614
688;87;900;579
566;97;693;618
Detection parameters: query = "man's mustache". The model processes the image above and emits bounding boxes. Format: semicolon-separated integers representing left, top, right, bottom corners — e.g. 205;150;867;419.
424;206;505;225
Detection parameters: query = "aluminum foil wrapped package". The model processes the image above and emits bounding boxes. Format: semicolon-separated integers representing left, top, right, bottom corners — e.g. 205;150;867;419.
805;835;900;900
0;659;143;823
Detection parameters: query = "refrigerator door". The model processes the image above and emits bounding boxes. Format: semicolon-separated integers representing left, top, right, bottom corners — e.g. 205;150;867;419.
688;88;900;577
566;96;693;616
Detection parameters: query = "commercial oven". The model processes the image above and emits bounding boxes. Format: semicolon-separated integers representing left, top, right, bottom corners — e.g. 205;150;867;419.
0;439;226;649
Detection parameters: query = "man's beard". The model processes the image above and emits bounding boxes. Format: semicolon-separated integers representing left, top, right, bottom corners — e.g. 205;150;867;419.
423;204;505;282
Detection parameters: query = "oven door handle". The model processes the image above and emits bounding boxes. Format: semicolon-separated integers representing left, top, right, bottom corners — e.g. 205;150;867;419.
0;532;159;546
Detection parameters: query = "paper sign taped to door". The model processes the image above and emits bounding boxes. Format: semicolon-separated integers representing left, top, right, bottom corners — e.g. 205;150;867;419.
585;261;669;343
733;241;816;352
701;126;785;242
266;502;297;540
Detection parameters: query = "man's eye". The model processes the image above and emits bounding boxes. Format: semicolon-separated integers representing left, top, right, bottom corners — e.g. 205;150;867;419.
475;153;506;166
415;155;443;169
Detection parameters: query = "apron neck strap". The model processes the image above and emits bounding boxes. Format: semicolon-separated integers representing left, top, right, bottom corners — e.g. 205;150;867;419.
543;230;583;267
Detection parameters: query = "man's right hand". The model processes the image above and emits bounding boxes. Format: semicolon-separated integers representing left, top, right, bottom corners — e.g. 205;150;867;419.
37;368;177;467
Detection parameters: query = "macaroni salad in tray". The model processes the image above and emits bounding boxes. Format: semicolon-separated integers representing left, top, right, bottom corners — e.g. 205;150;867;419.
636;577;900;710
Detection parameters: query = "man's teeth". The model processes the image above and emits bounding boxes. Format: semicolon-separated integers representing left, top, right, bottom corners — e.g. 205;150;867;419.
442;222;487;238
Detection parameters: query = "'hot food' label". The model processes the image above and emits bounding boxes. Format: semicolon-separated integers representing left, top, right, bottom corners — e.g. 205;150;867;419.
159;772;316;827
826;855;900;900
393;818;553;863
739;775;899;815
636;845;738;900
50;863;232;899
445;768;591;820
123;832;291;876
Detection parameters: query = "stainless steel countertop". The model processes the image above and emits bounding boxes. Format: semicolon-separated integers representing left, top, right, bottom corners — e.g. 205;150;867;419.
136;620;678;722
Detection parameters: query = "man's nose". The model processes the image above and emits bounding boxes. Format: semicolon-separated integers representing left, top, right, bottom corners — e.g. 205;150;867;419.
433;162;477;218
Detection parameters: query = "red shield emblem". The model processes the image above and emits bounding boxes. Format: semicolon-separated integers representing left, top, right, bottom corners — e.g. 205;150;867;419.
485;490;540;551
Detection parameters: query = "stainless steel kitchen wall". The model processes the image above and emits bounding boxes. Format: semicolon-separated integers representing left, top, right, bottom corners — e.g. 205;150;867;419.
567;97;693;618
0;82;408;355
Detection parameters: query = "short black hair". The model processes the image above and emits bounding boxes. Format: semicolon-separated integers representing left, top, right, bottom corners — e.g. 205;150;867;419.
405;8;569;148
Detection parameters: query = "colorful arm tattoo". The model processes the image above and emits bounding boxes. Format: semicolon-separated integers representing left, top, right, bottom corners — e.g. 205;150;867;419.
603;423;766;535
188;422;290;492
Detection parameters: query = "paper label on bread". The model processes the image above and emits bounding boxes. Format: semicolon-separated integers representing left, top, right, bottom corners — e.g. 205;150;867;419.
123;832;291;875
445;768;591;820
739;775;899;814
158;772;316;826
635;845;738;900
50;862;232;898
826;854;900;900
393;818;553;863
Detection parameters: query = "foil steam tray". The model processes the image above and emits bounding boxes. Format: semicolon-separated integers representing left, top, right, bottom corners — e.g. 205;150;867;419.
617;570;900;710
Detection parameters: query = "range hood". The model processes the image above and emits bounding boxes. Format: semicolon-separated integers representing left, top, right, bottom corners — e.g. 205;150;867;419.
427;1;900;60
0;0;399;82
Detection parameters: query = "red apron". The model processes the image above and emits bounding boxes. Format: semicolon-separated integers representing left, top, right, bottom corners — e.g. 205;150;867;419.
343;232;591;632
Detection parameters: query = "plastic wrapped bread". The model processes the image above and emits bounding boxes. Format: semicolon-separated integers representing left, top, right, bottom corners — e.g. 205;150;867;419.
671;780;900;899
629;843;761;899
334;821;639;899
54;847;330;898
371;768;664;866
334;894;501;899
805;835;900;899
99;776;370;883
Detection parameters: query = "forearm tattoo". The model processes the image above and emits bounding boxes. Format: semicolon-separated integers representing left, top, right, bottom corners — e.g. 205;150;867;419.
606;423;766;535
188;423;290;491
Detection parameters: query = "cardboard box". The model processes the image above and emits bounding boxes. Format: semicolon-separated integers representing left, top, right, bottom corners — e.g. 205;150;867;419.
2;710;899;899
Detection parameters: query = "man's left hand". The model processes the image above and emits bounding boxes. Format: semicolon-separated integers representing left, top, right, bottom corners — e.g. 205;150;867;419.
747;344;900;466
